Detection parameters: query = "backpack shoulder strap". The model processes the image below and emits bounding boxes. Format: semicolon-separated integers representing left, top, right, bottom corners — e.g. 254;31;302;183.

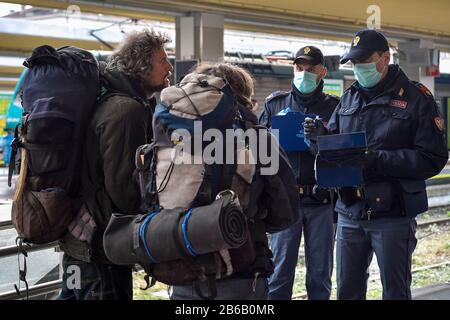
8;123;22;187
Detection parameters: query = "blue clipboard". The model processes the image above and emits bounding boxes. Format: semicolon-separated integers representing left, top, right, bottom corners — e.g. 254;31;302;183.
315;132;367;188
271;111;317;152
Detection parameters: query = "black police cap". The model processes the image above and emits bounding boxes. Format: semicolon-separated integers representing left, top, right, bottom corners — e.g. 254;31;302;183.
340;29;389;64
294;46;324;66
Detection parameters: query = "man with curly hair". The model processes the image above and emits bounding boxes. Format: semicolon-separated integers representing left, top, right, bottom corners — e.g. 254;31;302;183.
58;29;173;300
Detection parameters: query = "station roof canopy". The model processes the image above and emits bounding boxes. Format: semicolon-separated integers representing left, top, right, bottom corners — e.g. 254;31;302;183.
6;0;450;49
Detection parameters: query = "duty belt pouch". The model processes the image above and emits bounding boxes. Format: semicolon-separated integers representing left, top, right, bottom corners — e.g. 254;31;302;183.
362;182;396;213
397;179;428;217
311;188;330;203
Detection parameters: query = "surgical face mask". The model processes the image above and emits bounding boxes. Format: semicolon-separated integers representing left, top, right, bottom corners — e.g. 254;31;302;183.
353;57;385;88
293;71;319;94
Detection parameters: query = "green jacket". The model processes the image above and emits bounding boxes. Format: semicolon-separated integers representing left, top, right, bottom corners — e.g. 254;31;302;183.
59;62;154;262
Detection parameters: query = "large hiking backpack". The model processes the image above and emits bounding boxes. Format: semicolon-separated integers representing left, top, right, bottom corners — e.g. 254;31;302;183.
10;45;101;245
104;73;259;299
150;73;256;211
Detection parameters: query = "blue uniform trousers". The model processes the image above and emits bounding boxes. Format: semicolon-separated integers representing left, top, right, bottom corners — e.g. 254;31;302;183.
336;214;417;300
268;203;334;300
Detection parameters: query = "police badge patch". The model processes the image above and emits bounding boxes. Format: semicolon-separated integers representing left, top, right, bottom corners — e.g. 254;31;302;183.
389;99;408;109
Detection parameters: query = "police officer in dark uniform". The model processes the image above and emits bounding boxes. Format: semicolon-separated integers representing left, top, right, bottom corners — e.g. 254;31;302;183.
304;29;448;300
259;46;339;300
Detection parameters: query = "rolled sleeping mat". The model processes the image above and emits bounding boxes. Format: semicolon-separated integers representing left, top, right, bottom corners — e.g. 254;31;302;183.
142;193;248;263
103;213;152;267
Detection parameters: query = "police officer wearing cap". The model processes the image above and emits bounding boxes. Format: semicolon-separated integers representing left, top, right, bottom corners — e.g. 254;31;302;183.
259;46;339;300
304;29;448;300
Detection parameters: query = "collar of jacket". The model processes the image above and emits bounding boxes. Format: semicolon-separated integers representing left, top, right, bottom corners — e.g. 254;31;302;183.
347;65;409;108
100;61;148;105
291;79;325;111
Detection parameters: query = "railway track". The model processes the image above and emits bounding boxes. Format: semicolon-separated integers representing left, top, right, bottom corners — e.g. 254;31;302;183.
417;216;450;229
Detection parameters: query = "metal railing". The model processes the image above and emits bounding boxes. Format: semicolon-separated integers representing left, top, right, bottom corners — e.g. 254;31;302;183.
0;241;59;258
0;220;13;231
0;280;62;300
0;220;143;300
0;220;62;300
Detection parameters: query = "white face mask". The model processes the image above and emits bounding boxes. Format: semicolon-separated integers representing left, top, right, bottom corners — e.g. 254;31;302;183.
293;70;319;94
353;56;386;88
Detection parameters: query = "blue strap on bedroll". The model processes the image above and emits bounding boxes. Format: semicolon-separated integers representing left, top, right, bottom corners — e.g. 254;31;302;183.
182;209;198;256
140;208;199;261
140;211;160;263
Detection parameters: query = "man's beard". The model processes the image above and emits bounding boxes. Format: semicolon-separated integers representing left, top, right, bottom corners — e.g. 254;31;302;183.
144;82;168;96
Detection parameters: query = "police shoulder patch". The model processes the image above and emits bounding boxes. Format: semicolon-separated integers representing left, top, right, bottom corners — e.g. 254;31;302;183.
434;117;445;132
411;81;433;98
265;90;289;102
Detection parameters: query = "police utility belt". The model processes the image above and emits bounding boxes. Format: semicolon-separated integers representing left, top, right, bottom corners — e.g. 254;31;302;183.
299;184;330;203
337;181;401;219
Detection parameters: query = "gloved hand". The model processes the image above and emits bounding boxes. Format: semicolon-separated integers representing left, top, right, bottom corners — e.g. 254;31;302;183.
303;117;328;142
341;149;378;169
362;149;378;169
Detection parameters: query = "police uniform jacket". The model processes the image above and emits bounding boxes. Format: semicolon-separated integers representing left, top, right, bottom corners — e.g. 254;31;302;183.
259;81;339;205
327;64;448;219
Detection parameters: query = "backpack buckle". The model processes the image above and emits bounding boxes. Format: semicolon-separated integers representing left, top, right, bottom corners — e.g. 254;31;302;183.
215;189;236;200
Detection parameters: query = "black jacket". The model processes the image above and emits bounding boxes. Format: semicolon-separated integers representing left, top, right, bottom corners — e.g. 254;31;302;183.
59;62;155;262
